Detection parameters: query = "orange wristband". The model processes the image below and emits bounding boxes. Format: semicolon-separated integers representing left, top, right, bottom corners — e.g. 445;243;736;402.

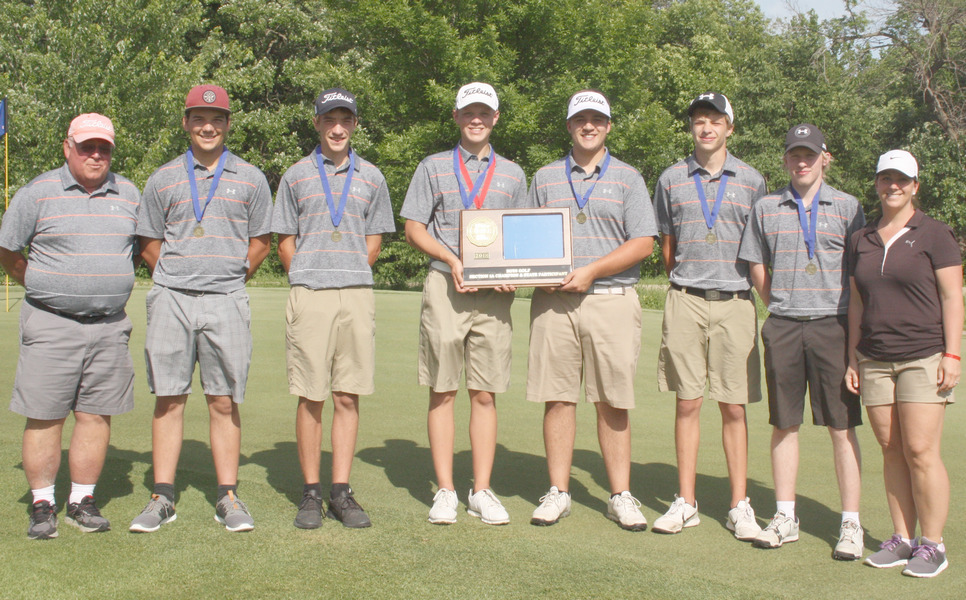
943;353;961;361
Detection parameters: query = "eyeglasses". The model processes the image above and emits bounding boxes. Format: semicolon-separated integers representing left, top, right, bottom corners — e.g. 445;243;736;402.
72;141;113;156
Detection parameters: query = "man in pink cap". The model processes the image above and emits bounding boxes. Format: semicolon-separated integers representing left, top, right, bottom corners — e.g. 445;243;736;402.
0;113;141;539
131;85;272;533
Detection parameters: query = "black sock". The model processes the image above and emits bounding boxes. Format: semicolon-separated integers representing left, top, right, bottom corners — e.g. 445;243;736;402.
304;483;323;496
331;483;351;497
217;484;237;501
153;483;175;503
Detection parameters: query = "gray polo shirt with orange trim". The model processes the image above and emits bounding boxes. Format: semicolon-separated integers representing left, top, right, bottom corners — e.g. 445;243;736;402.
738;184;864;317
655;152;766;292
273;149;395;289
137;150;272;293
527;151;658;287
0;164;140;316
400;145;527;273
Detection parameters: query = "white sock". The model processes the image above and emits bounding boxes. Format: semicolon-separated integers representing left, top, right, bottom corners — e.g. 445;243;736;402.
776;501;795;520
900;536;913;545
841;511;859;526
31;485;55;505
69;482;96;505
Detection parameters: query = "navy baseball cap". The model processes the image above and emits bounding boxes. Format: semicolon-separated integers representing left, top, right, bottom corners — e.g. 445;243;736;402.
314;88;357;116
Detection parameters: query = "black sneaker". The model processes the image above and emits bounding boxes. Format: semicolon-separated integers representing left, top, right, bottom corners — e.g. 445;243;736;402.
294;489;324;529
327;488;372;528
28;500;58;539
66;496;111;532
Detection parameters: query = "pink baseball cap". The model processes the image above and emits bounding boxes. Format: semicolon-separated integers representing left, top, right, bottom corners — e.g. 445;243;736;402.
67;113;115;146
184;84;231;114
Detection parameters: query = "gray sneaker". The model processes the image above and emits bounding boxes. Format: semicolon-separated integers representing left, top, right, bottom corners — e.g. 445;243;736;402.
27;500;58;540
327;488;372;529
129;494;177;533
753;511;799;548
833;519;864;560
902;537;948;578
294;489;324;529
214;490;254;532
66;496;110;533
864;534;913;568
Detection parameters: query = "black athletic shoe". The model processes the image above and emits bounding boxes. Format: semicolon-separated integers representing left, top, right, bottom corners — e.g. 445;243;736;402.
66;496;111;532
327;488;372;528
28;500;58;540
294;489;324;529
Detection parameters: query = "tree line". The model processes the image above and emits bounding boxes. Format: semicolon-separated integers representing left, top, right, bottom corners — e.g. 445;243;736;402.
1;0;963;285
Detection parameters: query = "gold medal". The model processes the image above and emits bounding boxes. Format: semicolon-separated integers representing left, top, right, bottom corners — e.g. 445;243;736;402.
331;230;342;242
576;212;587;224
805;263;818;275
193;225;204;238
705;232;717;244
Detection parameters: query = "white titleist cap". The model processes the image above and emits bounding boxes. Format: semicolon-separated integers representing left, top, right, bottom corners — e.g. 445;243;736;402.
567;90;611;120
876;149;919;179
455;82;499;111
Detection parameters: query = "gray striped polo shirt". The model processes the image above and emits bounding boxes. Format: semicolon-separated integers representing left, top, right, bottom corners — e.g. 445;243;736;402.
738;184;865;317
0;164;140;316
400;145;527;272
272;149;395;289
527;151;658;287
137;151;273;293
655;153;766;292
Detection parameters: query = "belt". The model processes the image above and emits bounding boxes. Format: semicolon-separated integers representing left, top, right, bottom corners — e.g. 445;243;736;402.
166;287;224;297
769;313;835;322
670;283;751;301
25;297;111;324
588;284;633;295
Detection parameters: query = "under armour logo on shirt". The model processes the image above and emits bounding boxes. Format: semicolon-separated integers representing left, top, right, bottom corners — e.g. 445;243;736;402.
225;188;237;195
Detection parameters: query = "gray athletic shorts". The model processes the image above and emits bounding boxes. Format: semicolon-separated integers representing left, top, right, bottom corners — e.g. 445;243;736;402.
144;285;252;402
10;301;135;420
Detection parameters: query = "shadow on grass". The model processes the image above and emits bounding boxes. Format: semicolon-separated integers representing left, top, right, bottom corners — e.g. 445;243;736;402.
247;441;329;507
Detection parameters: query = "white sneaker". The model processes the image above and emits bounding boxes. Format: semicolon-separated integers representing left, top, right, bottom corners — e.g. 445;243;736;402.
753;511;799;548
467;488;510;525
833;519;864;560
726;497;761;541
607;491;647;531
530;486;571;526
428;488;458;525
653;495;699;534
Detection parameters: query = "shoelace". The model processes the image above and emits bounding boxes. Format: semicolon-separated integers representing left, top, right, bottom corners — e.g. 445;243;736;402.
879;534;904;551
299;494;322;511
334;494;362;511
840;521;860;542
912;544;938;560
32;502;55;519
538;491;562;506
766;515;789;532
615;494;642;511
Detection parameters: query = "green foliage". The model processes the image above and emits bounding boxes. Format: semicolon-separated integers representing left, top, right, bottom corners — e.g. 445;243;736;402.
2;0;964;288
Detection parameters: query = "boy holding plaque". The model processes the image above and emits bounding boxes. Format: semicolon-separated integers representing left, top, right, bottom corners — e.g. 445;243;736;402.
131;85;273;533
738;124;865;559
401;82;527;525
527;90;658;530
273;88;395;529
651;92;766;540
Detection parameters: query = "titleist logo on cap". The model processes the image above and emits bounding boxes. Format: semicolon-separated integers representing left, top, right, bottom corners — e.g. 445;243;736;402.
460;86;494;100
572;93;606;107
72;118;114;132
320;91;355;105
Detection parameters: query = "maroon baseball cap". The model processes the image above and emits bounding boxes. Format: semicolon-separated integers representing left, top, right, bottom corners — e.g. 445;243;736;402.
184;85;231;115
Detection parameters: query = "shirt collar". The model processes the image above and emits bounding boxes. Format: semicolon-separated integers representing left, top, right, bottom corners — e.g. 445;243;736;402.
58;163;117;195
686;152;737;178
778;184;831;208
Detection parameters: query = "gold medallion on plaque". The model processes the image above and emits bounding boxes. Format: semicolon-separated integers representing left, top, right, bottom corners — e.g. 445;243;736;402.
465;216;499;247
331;230;342;242
193;225;205;238
705;232;717;244
576;212;587;224
805;263;818;275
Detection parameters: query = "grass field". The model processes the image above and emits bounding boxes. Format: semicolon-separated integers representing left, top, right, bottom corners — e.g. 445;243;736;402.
1;288;965;599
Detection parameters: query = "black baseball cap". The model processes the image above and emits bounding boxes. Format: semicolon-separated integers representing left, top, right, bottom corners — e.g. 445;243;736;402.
314;88;357;116
784;123;827;153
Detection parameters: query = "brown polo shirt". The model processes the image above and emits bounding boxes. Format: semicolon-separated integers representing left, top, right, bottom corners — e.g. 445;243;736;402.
848;209;962;361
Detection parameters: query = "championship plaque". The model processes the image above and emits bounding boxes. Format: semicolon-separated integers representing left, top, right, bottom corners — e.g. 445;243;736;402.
460;207;573;287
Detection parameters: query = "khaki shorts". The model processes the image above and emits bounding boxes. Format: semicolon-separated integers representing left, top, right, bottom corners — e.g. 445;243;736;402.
526;289;641;409
417;269;514;393
857;351;954;406
286;286;375;401
657;287;761;404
